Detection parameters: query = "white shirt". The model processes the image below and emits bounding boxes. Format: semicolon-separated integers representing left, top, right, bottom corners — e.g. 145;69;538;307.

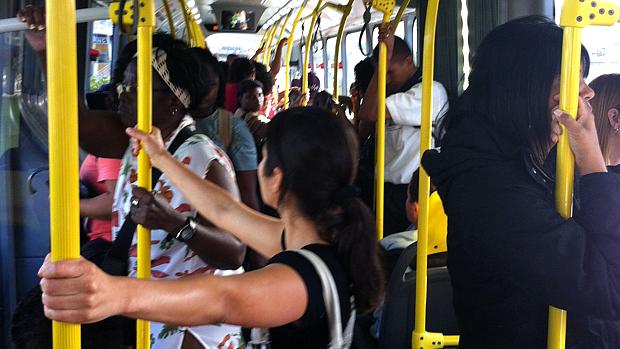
384;80;449;184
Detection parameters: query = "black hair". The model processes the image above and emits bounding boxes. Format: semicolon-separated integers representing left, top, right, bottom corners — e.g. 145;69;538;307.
407;169;437;204
440;15;590;165
12;287;124;349
228;57;256;83
111;32;209;110
373;35;411;61
253;61;274;93
190;47;226;108
263;107;384;313
354;57;375;95
237;79;263;99
218;61;229;84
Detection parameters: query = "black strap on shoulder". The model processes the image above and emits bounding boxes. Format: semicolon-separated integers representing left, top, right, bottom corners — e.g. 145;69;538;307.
101;125;198;275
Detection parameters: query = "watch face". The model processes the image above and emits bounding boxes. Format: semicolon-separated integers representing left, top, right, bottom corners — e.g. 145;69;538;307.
180;226;195;241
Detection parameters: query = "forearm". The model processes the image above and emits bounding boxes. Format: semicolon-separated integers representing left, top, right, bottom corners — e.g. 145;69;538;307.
358;73;380;121
80;193;114;219
156;153;283;258
120;275;226;326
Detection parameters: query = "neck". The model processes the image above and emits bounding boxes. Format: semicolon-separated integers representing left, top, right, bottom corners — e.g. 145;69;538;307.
279;206;325;249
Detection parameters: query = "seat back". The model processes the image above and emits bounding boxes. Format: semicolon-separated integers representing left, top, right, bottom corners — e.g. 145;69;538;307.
378;242;459;349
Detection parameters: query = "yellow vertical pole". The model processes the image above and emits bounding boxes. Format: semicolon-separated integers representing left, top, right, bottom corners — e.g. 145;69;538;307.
301;0;324;106
549;2;618;348
412;0;440;347
391;0;411;28
264;19;281;68
47;0;81;347
261;24;274;65
275;10;294;60
284;2;307;108
162;0;176;38
371;0;394;240
136;1;154;348
178;0;193;44
331;0;354;99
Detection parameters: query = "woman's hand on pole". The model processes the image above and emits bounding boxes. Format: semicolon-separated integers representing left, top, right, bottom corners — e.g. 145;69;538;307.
126;127;169;169
16;5;47;53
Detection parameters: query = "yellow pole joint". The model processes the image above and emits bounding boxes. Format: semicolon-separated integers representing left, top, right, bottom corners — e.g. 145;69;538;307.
301;0;324;106
136;1;155;348
47;0;81;345
109;1;136;33
370;0;394;240
284;1;308;108
412;332;456;349
549;2;618;349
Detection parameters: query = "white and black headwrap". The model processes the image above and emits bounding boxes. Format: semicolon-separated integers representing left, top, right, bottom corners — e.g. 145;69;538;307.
134;47;192;109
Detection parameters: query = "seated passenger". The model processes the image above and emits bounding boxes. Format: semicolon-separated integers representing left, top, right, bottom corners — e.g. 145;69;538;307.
224;57;256;112
589;74;620;171
235;79;269;151
422;16;620;348
39;107;385;349
19;8;247;347
190;48;260;212
357;24;449;237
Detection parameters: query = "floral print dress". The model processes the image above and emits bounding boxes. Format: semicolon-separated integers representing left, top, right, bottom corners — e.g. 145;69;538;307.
112;116;243;349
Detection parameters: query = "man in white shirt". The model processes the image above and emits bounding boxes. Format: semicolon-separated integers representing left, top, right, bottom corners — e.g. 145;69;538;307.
357;23;449;235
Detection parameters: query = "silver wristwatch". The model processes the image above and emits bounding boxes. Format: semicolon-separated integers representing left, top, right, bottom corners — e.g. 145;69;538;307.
174;217;197;242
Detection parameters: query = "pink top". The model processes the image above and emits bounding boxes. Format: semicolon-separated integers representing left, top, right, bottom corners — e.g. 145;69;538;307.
224;82;239;112
79;155;121;241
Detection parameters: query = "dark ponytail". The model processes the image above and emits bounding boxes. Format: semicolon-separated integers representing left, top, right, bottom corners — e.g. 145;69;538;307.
264;107;384;313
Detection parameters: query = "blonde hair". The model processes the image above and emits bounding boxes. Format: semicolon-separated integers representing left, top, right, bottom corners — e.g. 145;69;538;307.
590;74;620;164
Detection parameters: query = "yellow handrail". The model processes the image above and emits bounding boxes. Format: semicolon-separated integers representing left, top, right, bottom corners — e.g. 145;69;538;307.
549;1;618;348
301;0;324;106
257;27;270;62
391;0;411;28
370;0;393;240
321;1;354;100
47;0;81;346
283;2;308;108
136;1;155;348
411;0;461;347
264;19;281;68
178;0;205;48
275;10;294;64
162;0;176;38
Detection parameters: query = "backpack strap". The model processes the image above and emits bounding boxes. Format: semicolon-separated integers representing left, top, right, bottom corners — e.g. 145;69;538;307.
218;108;233;151
294;249;356;349
101;125;198;276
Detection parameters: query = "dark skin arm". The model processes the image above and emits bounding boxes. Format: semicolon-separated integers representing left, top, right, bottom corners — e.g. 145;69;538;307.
18;6;129;159
269;38;288;79
236;170;259;211
130;161;246;270
358;23;395;122
80;180;116;220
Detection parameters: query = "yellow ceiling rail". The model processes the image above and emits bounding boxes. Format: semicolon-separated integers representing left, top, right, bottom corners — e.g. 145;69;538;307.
320;0;354;100
162;0;176;37
370;0;393;240
411;0;460;347
275;9;294;57
284;1;308;108
47;0;81;346
264;19;281;67
301;0;324;106
257;26;271;61
391;0;410;27
135;0;155;348
549;1;618;348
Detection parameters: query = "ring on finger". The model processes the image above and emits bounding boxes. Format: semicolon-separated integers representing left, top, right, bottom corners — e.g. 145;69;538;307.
131;198;140;207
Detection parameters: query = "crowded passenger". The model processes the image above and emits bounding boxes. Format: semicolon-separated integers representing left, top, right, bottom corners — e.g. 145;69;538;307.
590;74;620;171
253;61;277;118
357;24;448;236
39;107;384;349
422;16;620;348
224;57;256;112
19;10;247;345
190;47;260;212
235;79;269;152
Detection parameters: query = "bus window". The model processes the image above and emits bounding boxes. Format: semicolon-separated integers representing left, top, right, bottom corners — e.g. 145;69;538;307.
345;31;370;95
88;20;113;92
395;20;405;39
554;0;620;81
312;41;325;91
326;37;343;97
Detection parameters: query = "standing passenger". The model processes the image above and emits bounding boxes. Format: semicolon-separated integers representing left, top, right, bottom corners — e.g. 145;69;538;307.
224;57;256;112
590;74;620;171
357;24;448;236
422;16;620;348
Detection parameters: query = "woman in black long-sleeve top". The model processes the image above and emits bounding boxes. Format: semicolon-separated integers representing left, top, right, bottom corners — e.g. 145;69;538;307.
422;16;620;348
